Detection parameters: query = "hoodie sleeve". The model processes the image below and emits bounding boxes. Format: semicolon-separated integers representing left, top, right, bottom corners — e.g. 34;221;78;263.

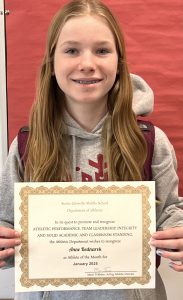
152;127;183;230
0;137;23;229
0;138;24;268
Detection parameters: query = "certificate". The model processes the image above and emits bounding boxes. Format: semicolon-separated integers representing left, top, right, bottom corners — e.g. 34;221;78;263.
14;181;156;292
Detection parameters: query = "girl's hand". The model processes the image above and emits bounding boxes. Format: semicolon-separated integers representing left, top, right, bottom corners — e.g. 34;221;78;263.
150;227;183;272
0;226;21;268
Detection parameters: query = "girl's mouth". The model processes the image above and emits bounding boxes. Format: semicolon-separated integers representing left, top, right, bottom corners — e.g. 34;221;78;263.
72;79;102;85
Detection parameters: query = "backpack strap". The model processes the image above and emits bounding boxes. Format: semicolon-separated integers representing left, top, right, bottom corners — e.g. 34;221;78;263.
138;120;161;268
138;119;155;180
17;126;29;164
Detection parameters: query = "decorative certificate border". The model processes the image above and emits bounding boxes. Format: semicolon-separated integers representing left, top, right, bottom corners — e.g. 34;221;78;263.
19;184;151;288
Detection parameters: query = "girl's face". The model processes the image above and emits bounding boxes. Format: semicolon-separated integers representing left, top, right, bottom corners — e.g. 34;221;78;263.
54;15;118;111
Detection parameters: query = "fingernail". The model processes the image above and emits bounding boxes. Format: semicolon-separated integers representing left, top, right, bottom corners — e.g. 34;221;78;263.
151;232;159;238
15;231;21;238
150;239;156;246
15;239;21;245
170;261;182;266
156;249;164;256
169;261;182;269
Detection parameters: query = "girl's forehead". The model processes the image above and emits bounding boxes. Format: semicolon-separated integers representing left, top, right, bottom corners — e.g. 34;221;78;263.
63;14;109;27
57;15;115;44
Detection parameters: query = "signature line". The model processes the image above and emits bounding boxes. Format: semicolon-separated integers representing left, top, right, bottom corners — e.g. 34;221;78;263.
85;271;137;273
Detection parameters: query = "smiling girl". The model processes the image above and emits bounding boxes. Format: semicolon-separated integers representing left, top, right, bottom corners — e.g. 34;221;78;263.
0;0;183;299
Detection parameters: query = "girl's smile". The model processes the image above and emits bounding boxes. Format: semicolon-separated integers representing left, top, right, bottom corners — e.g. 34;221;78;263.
71;78;103;86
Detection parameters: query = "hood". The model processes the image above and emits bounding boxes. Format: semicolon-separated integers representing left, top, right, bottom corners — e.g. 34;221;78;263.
131;73;154;116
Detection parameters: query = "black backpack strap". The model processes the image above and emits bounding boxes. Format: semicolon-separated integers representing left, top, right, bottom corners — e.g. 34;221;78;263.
138;120;155;180
17;126;29;164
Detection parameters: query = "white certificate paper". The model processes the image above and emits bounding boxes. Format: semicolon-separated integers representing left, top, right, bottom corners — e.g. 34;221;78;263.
14;181;156;292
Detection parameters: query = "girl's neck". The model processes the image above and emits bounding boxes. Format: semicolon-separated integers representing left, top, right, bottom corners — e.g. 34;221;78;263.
65;102;108;132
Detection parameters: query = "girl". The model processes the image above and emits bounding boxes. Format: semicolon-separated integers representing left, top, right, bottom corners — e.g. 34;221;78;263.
0;0;183;299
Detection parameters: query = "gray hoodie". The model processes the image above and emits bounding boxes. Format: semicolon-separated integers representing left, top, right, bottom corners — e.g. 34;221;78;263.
0;74;183;300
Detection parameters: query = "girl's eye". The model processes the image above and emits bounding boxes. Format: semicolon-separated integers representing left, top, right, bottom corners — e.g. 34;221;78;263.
96;48;110;55
65;48;78;55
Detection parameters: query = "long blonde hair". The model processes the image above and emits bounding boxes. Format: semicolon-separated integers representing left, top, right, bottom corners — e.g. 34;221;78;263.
24;0;147;181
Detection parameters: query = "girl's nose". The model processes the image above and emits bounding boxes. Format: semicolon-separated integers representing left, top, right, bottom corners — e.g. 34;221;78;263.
78;52;95;73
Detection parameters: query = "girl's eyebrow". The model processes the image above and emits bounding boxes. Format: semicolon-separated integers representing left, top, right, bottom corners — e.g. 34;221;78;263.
60;41;80;47
59;40;113;47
